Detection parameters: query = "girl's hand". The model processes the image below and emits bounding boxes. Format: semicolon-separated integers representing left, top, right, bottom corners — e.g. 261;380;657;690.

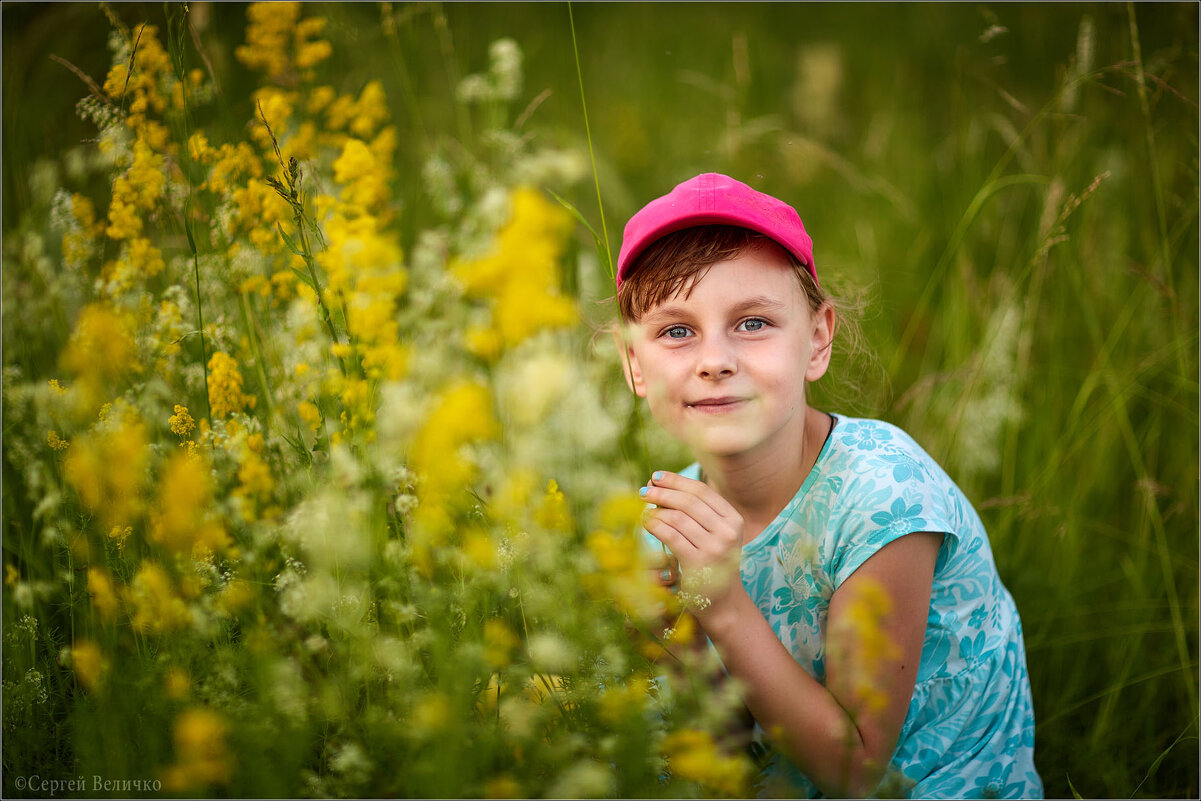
641;471;745;614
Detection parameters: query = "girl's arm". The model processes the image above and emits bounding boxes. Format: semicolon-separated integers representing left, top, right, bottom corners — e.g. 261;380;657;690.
642;472;941;798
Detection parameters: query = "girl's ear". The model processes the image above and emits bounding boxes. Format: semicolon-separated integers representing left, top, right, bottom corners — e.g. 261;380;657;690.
805;303;837;382
613;328;647;397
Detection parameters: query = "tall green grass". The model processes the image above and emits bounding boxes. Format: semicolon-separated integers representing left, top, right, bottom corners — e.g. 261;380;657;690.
3;3;1197;797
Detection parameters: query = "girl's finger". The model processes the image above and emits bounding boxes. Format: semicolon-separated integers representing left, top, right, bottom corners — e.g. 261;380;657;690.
643;509;701;557
642;483;726;533
647;470;738;520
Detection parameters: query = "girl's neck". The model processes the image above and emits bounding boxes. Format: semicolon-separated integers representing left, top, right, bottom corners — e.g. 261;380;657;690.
697;407;833;544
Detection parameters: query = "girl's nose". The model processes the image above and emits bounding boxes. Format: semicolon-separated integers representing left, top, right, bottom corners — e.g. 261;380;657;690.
695;335;736;379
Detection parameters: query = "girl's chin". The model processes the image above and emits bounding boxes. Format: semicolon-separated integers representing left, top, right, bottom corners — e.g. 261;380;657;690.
676;427;761;459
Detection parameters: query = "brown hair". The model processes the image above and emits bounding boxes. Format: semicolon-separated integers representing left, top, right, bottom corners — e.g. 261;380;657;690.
616;225;825;323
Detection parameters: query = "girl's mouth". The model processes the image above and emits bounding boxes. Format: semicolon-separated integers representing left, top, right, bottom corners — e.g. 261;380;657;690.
686;397;745;414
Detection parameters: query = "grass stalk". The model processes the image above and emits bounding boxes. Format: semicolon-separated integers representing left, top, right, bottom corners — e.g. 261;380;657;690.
1126;4;1179;343
567;2;612;278
257;103;348;377
887;174;1048;377
566;2;651;482
163;4;214;422
432;2;471;147
1062;252;1197;718
186;214;212;422
238;291;276;427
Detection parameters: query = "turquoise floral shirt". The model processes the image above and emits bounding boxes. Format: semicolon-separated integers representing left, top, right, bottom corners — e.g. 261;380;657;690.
645;415;1043;799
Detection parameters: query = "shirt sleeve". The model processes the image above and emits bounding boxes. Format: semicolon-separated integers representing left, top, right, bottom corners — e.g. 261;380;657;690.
825;421;963;588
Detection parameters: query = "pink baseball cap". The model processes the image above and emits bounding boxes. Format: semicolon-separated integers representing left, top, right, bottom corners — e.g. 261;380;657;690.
615;172;816;288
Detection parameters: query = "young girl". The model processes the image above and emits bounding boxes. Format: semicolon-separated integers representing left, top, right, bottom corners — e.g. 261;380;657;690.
617;173;1042;798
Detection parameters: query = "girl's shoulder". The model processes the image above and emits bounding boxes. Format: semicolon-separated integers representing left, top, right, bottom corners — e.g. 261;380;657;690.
817;414;972;536
829;414;930;455
825;414;948;481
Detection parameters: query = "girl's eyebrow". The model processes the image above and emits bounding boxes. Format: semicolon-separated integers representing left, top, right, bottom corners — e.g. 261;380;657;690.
728;295;788;315
642;295;788;325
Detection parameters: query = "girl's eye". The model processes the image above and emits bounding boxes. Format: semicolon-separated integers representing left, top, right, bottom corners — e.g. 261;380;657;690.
665;325;691;339
737;318;767;332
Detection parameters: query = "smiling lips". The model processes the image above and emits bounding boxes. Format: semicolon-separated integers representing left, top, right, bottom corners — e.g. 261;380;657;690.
686;396;746;413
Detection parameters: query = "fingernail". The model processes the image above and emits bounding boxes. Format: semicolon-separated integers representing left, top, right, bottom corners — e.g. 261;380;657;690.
639;486;649;497
652;471;664;481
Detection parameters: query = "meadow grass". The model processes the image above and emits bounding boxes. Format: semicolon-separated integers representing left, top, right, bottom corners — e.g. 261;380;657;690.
2;2;1197;798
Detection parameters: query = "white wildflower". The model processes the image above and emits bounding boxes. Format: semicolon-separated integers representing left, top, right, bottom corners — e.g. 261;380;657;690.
527;632;575;673
546;759;615;799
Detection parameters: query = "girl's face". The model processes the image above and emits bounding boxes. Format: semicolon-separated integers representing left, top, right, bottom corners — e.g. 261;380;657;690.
623;242;834;461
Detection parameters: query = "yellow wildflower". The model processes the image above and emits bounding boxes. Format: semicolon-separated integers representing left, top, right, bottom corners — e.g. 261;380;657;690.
477;674;506;716
483;619;519;669
332;138;389;211
169;405;195;439
46;430;70;451
127;562;191;634
106;141;166;239
107;525;133;548
598;675;652;725
412;691;451;732
234;448;275;520
230;177;292;252
599;490;647;534
87;567;121;620
662;728;750;796
249;86;294;151
535;479;571;532
294;18;333;69
205;142;262;196
583;492;672;622
828;577;901;715
164;666;191;700
187;131;213;164
161;707;232;792
524;673;573;710
237;2;299;81
408;381;497;542
460;529;498;571
491;468;536;522
333;377;375;443
484;775;521;799
323;80;390;139
216;579;255;616
586;529;640;576
318;213;405;294
63;193;102;267
97;236;167;297
105;196;142;240
63;412;149;529
71;193;99;232
150;452;230;556
207;352;256;419
237;2;329;83
156;299;187;358
101;24;172;143
298;400;321;432
307;85;336;115
61;303;138;415
452;187;577;357
315;213;409;384
70;640;109;693
48;379;68;396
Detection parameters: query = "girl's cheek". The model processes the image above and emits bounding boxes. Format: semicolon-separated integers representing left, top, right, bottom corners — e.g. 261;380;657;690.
645;376;672;406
